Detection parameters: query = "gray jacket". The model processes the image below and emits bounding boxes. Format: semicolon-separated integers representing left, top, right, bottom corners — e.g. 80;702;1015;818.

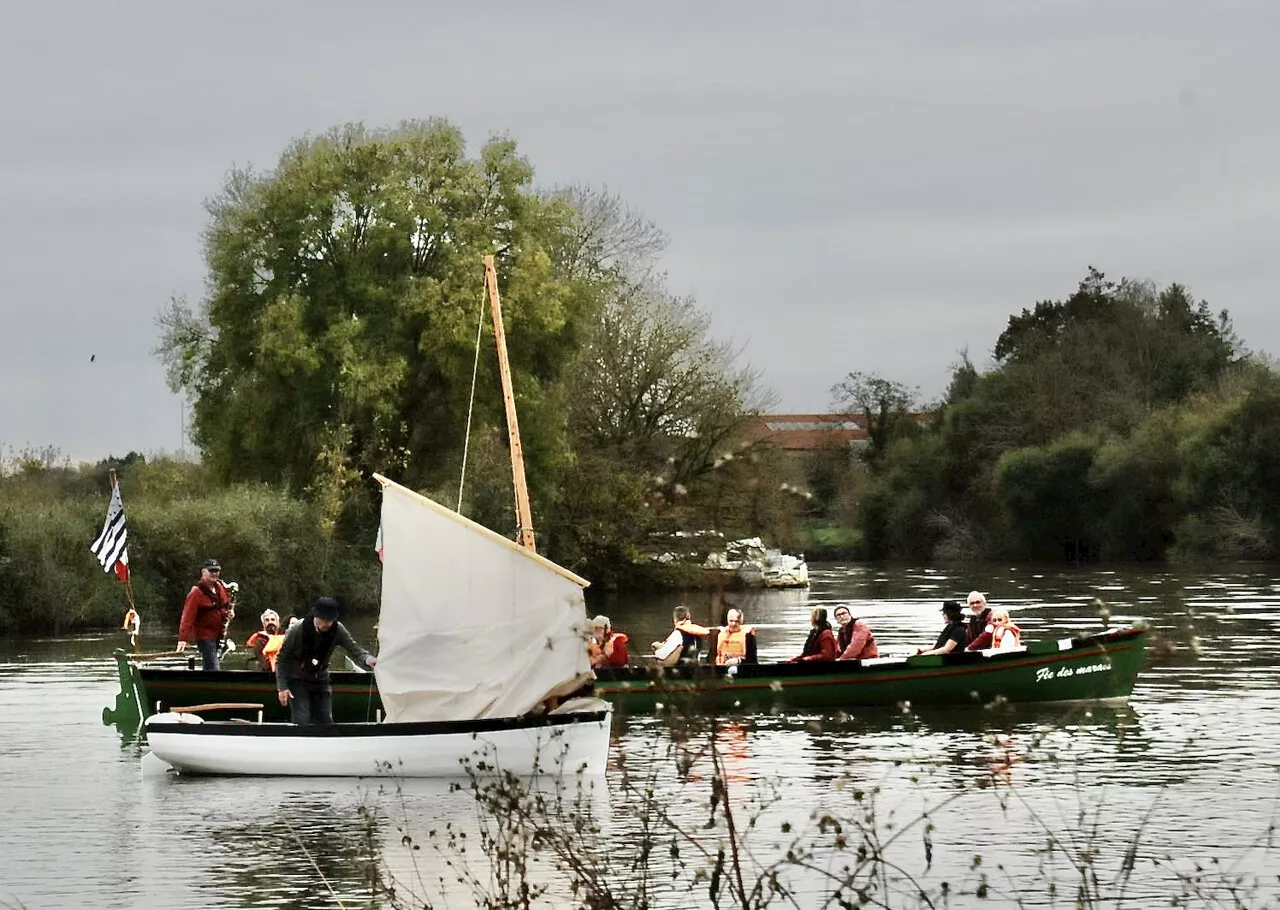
274;617;374;689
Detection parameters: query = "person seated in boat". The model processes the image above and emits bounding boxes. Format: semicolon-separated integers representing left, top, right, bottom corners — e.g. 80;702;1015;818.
789;607;838;662
652;606;711;665
833;605;880;661
714;609;758;667
275;597;377;725
175;558;235;671
966;607;1022;651
916;600;968;655
588;615;630;669
965;590;993;645
245;609;286;672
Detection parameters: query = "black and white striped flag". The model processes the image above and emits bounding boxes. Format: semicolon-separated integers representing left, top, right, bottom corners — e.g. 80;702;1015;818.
90;484;130;583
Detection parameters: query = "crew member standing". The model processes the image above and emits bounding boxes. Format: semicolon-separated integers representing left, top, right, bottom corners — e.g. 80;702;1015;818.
176;558;234;671
275;597;377;725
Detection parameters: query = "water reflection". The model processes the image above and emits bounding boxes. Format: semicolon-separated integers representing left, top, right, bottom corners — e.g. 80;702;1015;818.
4;563;1280;907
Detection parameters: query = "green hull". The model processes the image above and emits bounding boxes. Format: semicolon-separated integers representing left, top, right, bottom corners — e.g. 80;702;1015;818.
594;626;1147;713
104;627;1146;733
103;653;382;733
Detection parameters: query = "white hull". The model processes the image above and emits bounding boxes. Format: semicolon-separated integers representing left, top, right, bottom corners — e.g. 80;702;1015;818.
145;703;611;778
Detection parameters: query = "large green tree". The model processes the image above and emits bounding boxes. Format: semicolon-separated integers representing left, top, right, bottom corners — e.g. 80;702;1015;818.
157;120;589;531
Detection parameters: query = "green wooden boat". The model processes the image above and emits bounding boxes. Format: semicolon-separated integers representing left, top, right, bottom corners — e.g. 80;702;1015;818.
594;625;1148;713
103;653;383;733
105;625;1145;732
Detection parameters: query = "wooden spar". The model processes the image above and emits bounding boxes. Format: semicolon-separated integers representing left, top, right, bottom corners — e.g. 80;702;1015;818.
170;703;264;714
483;255;537;553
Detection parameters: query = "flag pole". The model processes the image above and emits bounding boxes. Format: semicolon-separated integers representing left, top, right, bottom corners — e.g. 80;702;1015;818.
108;469;139;652
108;470;136;612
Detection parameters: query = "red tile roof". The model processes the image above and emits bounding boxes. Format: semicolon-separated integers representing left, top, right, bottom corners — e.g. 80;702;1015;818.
739;414;866;451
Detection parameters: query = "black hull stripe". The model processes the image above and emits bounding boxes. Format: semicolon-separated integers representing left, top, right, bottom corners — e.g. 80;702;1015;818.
149;711;609;738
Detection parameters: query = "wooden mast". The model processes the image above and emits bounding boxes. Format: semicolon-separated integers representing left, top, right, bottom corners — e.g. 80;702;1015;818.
483;255;537;552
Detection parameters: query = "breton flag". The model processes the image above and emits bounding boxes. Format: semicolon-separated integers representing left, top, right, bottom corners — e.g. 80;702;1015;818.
90;485;131;584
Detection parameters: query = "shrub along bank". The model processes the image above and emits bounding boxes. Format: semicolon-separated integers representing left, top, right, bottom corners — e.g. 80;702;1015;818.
0;456;380;635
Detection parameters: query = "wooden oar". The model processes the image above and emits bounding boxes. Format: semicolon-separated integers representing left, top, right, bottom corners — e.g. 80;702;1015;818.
170;702;264;714
127;650;185;662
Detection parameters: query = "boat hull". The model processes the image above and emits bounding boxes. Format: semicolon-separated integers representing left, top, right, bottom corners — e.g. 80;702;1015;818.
110;627;1146;726
594;627;1147;713
145;707;612;778
132;664;382;724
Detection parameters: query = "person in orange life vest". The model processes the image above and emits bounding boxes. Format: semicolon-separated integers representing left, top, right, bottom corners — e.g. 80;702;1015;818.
917;601;968;655
788;607;838;662
588;615;630;669
275;597;377;725
246;609;287;671
832;605;880;660
652;606;711;664
964;590;993;645
714;609;758;667
176;558;234;671
967;608;1022;651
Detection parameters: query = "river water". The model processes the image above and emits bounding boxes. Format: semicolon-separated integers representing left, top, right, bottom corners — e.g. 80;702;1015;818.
2;564;1279;908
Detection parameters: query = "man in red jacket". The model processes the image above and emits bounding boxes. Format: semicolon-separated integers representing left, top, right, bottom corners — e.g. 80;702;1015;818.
176;558;234;670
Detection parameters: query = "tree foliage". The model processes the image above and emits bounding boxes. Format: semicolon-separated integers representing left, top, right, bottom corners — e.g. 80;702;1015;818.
569;276;764;486
830;371;920;466
156;120;587;524
843;268;1272;563
154;122;774;582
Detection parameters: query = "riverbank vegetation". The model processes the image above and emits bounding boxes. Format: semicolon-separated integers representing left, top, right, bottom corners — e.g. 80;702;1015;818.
816;269;1280;563
350;710;1278;908
4;120;1280;633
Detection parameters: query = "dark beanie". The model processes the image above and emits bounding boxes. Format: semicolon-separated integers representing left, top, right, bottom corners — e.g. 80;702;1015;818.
313;597;340;620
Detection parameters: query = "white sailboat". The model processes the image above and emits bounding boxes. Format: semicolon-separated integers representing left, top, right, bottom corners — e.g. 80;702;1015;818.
145;257;612;778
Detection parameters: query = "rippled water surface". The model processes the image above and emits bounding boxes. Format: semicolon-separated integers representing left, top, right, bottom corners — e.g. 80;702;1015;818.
2;564;1279;908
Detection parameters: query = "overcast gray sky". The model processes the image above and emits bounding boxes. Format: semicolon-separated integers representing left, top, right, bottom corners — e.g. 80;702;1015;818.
2;1;1278;463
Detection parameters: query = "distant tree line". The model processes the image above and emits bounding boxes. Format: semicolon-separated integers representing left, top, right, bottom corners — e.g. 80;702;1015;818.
6;121;1278;633
808;268;1280;563
0;119;792;632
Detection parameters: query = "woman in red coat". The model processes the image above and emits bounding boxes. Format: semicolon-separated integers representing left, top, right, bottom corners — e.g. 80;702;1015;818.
791;607;838;662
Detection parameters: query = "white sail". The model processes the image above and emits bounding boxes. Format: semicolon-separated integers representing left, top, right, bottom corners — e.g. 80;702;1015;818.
373;476;592;723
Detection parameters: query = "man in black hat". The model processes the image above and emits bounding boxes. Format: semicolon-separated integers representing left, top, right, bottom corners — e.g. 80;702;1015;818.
176;558;234;670
916;601;968;656
274;596;377;725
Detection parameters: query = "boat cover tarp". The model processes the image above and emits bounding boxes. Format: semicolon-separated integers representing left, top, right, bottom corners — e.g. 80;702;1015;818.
374;478;591;723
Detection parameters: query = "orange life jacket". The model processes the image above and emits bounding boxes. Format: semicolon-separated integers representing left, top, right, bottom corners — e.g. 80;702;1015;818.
590;632;630;669
676;619;710;637
247;630;286;670
716;626;753;665
993;623;1022;649
261;633;285;670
